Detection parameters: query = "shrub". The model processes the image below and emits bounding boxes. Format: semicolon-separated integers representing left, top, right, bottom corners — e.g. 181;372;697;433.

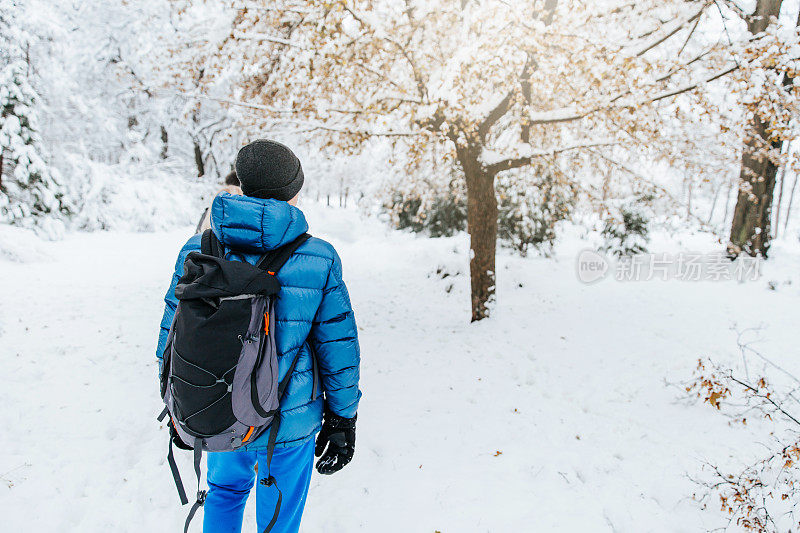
383;166;576;256
677;334;800;532
495;170;575;257
600;198;651;256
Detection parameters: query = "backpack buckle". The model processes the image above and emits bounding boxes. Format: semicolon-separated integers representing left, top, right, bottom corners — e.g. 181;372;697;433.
196;490;207;505
260;475;276;487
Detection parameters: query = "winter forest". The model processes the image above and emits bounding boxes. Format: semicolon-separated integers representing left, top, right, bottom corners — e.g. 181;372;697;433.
1;0;799;531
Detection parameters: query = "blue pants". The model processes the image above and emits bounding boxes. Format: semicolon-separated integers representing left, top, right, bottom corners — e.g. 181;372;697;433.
203;440;314;533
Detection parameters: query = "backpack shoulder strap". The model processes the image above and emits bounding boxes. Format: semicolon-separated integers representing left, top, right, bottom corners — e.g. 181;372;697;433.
256;233;311;274
201;229;223;258
194;208;209;235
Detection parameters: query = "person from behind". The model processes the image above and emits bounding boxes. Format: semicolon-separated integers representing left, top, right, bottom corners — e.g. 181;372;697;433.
157;140;361;533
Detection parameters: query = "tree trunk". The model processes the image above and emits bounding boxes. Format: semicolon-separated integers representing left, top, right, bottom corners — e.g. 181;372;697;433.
784;166;799;233
728;118;780;257
722;179;734;227
193;140;205;178
160;126;169;160
686;178;693;221
707;181;723;223
459;146;497;322
727;0;783;258
749;0;783;34
772;12;798;238
773;142;789;238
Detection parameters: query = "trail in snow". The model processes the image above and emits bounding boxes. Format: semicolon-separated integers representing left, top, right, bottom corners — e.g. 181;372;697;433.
1;203;798;532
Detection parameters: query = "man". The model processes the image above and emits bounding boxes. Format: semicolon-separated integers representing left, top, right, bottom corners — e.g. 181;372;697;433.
156;140;361;533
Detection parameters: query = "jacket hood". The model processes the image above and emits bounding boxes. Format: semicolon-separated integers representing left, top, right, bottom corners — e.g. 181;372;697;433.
210;192;309;253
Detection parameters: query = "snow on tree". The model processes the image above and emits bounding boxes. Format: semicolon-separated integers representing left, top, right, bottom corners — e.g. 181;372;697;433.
600;197;651;257
164;0;798;321
727;0;800;258
0;1;70;230
159;0;256;180
3;0;218;232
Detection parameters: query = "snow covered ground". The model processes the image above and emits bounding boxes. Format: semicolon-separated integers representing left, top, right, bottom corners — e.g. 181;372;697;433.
1;203;798;532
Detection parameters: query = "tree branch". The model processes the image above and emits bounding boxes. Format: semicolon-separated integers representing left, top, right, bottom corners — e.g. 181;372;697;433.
655;48;713;83
528;62;741;126
231;30;308;49
387;36;427;101
633;2;710;57
485;139;618;175
477;52;537;142
528;107;585;126
341;4;428;101
229;3;310;15
728;374;800;428
677;16;701;56
283;123;422;137
647;63;738;103
175;91;293;114
351;61;404;91
477;92;513;141
715;0;749;21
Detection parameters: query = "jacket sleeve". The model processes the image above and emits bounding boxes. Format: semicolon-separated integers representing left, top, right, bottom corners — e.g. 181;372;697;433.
156;235;201;371
309;249;361;419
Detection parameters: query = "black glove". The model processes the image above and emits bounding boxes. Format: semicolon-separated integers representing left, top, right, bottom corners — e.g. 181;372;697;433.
315;410;356;475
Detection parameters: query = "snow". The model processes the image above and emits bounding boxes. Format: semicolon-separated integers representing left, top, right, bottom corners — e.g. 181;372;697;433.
1;202;799;531
0;224;54;262
66;159;211;233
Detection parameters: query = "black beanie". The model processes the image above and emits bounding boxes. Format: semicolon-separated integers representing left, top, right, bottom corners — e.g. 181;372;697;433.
234;140;305;201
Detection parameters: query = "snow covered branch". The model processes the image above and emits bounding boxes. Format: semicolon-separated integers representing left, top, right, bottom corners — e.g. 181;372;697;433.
485;139;618;175
284;122;422;137
231;30;308;49
684;349;800;532
478;92;513;141
477;53;535;141
528;62;742;126
632;2;711;57
175;91;296;114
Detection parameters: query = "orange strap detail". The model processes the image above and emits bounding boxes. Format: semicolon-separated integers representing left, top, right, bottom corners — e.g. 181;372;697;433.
267;271;275;275
242;426;255;443
264;313;269;335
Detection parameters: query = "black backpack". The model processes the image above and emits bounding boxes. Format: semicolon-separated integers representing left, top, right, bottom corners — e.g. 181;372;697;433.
158;229;310;533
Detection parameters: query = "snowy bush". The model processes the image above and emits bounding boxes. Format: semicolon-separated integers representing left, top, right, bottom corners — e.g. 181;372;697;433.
495;169;576;257
0;0;229;235
66;156;210;232
383;165;575;255
600;198;651;256
0;1;72;232
680;336;800;532
383;175;466;238
0;61;70;230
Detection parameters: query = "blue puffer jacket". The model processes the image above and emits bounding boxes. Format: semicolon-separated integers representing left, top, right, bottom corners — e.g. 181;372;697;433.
156;192;361;449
